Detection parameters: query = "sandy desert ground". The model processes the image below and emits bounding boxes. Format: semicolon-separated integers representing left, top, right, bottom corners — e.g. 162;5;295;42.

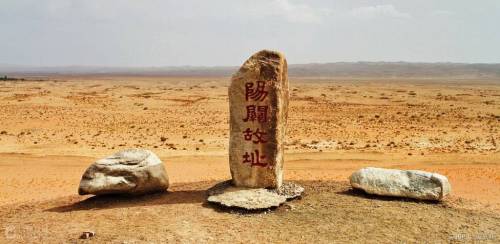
0;76;499;243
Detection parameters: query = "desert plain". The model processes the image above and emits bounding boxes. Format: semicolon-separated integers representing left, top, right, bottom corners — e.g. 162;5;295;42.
0;76;499;243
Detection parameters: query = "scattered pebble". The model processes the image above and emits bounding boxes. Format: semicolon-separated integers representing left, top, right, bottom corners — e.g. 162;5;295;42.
79;231;95;239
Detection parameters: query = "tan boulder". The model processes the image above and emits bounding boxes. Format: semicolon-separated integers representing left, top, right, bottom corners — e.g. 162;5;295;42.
78;149;169;195
228;50;289;188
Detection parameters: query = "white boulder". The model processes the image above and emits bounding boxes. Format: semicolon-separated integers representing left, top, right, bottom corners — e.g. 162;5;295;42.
78;149;169;195
350;167;451;201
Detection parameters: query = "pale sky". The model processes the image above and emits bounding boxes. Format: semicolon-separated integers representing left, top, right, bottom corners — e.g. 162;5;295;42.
1;0;499;66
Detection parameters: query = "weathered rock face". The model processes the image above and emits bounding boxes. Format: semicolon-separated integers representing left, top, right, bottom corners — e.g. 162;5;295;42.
350;167;451;201
228;50;289;188
78;149;169;195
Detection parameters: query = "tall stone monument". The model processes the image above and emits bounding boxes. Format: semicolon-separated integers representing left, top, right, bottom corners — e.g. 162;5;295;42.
228;50;289;188
207;50;302;210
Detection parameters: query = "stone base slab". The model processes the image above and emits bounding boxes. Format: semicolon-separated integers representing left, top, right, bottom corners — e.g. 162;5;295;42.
207;180;304;210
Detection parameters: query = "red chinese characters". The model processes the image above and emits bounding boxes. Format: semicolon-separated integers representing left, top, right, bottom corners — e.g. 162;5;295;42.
242;81;270;168
245;81;268;101
243;105;268;123
242;150;267;167
243;128;267;144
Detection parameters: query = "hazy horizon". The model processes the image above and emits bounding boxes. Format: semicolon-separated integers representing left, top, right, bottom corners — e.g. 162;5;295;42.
1;0;499;67
2;60;500;69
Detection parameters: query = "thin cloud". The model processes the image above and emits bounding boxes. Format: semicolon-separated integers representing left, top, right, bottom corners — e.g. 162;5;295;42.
265;0;332;24
349;5;412;19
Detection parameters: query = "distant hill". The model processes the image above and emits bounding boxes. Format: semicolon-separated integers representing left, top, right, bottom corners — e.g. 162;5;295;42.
1;62;499;78
289;62;500;78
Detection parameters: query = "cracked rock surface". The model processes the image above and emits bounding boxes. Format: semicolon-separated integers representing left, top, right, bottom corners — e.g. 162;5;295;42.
207;180;303;210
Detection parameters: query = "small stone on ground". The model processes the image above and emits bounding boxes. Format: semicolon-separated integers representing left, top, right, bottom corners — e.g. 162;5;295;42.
79;231;95;239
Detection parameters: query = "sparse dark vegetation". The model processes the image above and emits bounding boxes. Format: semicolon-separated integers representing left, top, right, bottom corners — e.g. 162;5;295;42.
0;75;25;81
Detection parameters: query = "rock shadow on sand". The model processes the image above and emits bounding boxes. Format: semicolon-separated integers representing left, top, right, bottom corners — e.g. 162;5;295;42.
337;188;443;204
46;190;206;213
